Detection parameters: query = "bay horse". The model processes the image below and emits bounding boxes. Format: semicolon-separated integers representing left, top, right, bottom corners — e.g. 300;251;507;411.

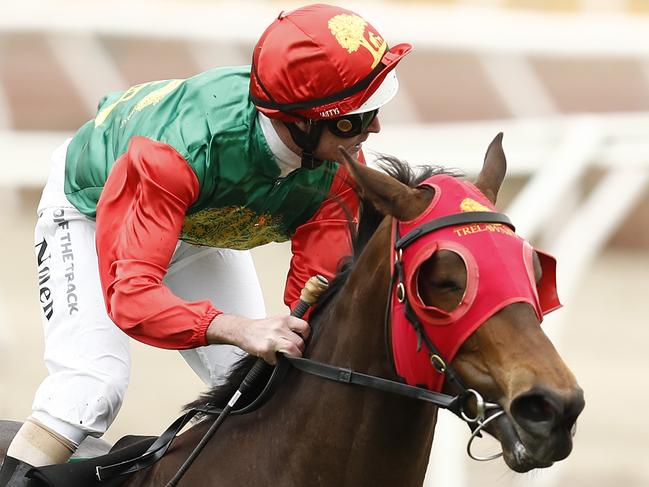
1;134;584;486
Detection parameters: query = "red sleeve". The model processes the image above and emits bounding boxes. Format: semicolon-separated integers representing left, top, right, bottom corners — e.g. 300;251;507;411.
284;158;362;314
95;136;221;350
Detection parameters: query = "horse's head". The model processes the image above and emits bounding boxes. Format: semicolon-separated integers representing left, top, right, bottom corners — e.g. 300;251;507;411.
338;135;584;473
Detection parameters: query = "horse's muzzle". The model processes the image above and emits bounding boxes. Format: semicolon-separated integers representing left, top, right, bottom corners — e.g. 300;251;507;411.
494;386;585;472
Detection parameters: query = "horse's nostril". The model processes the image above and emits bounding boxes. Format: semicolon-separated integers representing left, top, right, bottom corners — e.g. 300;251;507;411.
511;393;557;427
511;387;585;440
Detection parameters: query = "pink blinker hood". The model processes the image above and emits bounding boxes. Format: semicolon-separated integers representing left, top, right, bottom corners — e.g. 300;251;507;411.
390;175;561;392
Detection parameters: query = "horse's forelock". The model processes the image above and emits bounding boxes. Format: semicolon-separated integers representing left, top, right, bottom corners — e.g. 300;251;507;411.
373;154;463;188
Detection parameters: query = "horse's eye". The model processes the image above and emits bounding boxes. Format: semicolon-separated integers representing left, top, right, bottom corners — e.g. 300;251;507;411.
431;279;461;292
417;250;467;311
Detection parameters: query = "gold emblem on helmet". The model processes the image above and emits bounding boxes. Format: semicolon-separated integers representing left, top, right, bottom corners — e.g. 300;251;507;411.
460;198;492;213
328;14;387;68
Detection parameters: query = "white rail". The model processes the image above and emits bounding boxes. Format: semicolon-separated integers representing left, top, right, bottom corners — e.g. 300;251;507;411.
365;113;649;175
2;112;649;188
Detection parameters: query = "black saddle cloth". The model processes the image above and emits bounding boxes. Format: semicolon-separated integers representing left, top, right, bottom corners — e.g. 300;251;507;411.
28;435;156;487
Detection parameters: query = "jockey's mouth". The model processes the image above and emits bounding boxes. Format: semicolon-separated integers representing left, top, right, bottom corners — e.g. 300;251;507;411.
350;136;369;152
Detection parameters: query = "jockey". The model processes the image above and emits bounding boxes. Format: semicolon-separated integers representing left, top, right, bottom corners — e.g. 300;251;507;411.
0;3;411;484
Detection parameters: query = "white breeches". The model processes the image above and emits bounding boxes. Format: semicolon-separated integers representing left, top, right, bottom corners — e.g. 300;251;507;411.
31;140;266;444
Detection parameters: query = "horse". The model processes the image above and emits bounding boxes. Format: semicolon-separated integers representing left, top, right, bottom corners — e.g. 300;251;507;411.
1;134;584;486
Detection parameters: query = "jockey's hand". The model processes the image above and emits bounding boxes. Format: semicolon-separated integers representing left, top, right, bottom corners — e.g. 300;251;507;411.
206;314;310;365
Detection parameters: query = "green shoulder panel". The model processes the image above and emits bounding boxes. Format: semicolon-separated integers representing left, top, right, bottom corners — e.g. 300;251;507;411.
63;66;336;249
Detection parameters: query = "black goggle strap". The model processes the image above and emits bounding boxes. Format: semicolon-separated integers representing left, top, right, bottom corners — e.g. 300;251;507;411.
251;60;380;167
250;58;387;113
251;61;310;123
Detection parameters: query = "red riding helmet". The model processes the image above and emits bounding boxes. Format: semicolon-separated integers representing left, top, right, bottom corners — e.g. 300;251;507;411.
250;3;412;122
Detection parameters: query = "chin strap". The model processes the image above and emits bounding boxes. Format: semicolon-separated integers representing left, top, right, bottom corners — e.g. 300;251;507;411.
284;121;325;170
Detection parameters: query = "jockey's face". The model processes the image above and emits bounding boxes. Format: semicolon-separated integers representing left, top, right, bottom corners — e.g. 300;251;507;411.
314;113;381;162
274;114;381;165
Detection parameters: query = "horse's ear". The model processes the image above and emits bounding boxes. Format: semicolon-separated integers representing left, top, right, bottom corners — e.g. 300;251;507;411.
337;147;425;221
475;132;507;204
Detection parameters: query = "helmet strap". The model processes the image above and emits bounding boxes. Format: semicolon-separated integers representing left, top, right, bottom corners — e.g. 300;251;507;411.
285;121;325;170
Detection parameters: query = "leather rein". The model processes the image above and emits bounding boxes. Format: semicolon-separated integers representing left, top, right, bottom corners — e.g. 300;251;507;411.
96;211;511;483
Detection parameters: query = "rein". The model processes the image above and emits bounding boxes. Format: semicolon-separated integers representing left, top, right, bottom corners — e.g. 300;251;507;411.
283;355;505;459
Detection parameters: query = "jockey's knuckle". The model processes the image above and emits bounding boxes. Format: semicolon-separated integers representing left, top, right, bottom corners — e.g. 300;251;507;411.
291;316;305;325
271;318;285;331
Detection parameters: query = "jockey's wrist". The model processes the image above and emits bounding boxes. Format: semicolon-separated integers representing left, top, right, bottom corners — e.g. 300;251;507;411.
206;313;244;346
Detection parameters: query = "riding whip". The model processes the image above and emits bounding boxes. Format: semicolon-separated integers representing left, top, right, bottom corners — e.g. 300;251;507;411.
165;275;329;487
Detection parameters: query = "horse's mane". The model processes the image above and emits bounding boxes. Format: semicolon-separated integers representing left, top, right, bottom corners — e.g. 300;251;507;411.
183;155;463;417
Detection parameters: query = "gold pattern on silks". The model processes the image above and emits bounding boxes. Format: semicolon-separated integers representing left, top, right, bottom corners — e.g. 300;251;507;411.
460;198;492;213
180;206;289;250
123;79;184;126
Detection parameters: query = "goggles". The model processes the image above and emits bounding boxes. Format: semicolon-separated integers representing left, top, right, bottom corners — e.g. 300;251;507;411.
324;109;379;138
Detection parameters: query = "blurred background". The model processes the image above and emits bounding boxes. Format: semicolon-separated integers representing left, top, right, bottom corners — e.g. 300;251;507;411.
0;1;648;486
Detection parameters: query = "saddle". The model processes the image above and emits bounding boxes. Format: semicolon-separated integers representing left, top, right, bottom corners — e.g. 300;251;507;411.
28;436;156;487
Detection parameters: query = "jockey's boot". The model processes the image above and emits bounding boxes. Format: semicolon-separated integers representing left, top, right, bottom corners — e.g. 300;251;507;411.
0;456;36;486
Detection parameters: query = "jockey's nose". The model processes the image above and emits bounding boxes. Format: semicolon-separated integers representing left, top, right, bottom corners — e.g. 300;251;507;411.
365;114;381;134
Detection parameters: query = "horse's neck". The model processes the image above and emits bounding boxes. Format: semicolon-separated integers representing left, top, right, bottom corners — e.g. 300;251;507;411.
146;220;439;487
302;219;438;483
312;220;393;369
